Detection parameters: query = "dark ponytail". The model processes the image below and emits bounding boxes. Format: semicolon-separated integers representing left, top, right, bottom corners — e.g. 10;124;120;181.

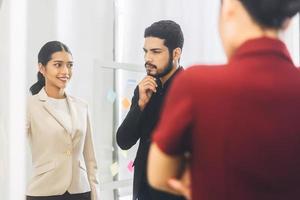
30;72;45;95
29;41;72;95
240;0;300;29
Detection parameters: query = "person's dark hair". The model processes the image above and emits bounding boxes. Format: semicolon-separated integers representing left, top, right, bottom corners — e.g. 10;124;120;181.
30;41;72;95
239;0;300;29
144;20;184;53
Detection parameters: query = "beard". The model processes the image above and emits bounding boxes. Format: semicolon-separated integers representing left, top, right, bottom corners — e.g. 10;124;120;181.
145;54;174;78
155;57;173;78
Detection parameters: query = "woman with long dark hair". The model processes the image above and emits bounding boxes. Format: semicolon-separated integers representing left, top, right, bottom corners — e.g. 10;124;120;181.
27;41;99;200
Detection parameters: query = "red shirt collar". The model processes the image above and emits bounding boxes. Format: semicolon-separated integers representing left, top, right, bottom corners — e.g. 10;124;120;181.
229;37;293;64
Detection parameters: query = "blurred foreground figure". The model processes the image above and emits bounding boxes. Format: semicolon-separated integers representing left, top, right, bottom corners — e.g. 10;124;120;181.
148;0;300;200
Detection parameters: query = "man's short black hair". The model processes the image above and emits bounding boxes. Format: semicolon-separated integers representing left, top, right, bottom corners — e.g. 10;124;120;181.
144;20;184;53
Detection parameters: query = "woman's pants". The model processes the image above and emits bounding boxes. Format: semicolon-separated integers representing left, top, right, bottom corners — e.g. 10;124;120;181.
26;191;91;200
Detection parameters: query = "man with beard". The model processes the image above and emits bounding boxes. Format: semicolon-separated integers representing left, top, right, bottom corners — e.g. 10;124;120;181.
116;20;185;200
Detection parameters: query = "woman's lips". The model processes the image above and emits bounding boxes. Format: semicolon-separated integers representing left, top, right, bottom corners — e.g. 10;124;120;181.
57;77;69;82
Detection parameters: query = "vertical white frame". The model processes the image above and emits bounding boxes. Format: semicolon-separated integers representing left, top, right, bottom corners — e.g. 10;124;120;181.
9;0;27;199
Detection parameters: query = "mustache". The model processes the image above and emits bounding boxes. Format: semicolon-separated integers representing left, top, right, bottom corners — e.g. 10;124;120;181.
145;62;157;69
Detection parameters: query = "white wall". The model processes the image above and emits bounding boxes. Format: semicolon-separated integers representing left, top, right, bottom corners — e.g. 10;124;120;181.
115;0;226;66
26;0;58;93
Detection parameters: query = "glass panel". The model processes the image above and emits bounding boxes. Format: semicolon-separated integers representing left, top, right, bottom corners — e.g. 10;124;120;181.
93;64;144;199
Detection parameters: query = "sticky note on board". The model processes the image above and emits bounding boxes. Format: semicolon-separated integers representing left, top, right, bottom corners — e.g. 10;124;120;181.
106;89;117;103
127;160;134;173
122;98;131;109
110;162;119;177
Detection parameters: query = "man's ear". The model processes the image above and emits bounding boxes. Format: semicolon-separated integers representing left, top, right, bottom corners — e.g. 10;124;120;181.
173;47;182;62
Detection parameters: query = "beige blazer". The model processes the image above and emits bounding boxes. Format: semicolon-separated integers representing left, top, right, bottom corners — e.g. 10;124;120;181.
26;88;99;200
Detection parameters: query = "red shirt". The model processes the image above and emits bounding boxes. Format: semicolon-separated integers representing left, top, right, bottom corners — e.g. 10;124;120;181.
153;37;300;200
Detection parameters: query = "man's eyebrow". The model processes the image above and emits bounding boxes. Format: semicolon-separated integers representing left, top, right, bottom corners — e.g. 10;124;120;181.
150;48;162;51
143;48;163;52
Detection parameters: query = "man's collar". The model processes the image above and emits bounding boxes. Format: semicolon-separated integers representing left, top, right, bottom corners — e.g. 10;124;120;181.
162;66;184;88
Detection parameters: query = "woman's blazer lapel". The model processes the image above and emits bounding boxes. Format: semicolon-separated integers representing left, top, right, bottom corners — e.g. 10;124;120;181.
37;89;76;135
66;94;79;138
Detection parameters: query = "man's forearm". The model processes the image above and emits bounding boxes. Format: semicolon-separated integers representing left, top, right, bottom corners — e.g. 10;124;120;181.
116;103;143;149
